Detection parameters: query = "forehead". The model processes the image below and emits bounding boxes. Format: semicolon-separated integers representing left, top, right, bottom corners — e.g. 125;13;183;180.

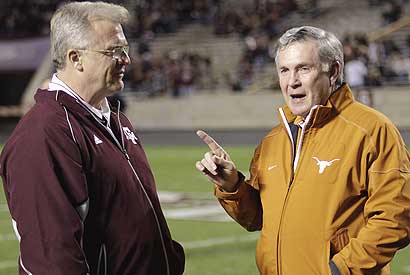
89;19;127;47
277;40;320;67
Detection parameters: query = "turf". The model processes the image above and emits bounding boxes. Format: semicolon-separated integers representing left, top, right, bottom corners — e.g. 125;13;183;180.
0;145;409;275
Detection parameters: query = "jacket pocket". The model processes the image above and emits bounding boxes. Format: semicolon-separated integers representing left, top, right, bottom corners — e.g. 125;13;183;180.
330;228;350;257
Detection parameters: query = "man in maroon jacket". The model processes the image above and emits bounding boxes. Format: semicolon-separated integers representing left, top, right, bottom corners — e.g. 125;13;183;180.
0;2;185;275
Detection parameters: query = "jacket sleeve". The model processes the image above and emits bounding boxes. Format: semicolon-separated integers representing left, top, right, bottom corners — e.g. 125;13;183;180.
214;145;263;231
1;125;90;275
332;124;410;274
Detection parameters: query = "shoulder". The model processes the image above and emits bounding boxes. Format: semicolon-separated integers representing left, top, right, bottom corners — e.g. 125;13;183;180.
340;102;400;138
338;102;406;155
7;99;76;149
260;123;285;143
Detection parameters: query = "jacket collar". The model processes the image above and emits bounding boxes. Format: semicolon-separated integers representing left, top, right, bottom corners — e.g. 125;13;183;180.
48;73;111;123
34;89;109;125
277;83;355;128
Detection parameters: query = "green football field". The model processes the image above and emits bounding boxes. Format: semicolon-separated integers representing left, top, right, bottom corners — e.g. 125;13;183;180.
0;145;409;274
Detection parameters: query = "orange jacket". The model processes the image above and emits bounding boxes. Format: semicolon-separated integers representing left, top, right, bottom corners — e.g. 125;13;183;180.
215;84;410;275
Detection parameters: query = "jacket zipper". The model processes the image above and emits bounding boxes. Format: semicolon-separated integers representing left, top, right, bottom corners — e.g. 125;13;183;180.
114;106;170;275
124;152;171;275
72;101;171;275
276;108;313;274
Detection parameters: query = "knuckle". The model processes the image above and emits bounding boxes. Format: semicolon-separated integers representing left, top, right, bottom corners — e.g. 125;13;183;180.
205;151;213;158
201;159;210;168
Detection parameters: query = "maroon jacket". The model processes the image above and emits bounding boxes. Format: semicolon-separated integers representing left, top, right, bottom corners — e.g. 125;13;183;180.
0;89;185;275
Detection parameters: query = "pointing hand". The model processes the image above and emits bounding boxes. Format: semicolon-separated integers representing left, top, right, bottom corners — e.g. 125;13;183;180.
195;130;239;192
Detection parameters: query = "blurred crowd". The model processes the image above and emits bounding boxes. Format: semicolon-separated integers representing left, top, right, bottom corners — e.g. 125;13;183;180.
225;0;410;93
0;0;58;38
343;32;410;106
129;0;219;39
212;0;300;38
1;0;409;101
125;0;310;96
0;0;128;38
124;49;215;98
344;33;410;87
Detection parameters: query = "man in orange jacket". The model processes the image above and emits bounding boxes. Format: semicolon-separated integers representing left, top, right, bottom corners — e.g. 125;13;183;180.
196;26;410;275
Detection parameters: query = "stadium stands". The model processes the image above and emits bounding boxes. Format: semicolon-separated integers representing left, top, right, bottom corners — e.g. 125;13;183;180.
1;0;410;119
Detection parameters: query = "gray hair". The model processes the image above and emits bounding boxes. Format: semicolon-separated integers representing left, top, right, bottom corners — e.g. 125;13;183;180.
274;26;344;86
51;1;129;70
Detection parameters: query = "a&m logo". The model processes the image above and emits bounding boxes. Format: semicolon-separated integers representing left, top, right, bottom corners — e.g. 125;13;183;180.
122;127;138;144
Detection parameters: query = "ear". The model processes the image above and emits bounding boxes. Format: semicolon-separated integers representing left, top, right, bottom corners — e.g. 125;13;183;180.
329;61;342;86
67;49;83;71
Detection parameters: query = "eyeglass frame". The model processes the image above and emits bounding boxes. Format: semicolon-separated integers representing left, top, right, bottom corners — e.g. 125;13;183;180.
78;45;131;62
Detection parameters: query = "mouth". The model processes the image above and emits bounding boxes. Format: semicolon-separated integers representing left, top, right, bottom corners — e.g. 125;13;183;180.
289;93;306;101
115;71;125;78
114;65;126;77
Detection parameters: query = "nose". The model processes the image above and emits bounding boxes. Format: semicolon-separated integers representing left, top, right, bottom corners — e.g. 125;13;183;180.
289;71;301;88
121;51;131;65
118;51;131;65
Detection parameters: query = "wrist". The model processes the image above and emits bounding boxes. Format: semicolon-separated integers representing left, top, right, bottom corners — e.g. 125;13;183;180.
223;171;244;192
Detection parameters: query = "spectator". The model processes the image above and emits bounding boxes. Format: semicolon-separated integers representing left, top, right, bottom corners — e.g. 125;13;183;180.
344;48;368;91
381;0;402;25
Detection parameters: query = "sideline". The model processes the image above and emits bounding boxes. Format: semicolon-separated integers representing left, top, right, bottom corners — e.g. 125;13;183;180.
0;233;16;241
164;204;231;222
0;204;9;212
182;234;258;250
0;260;16;270
0;235;259;271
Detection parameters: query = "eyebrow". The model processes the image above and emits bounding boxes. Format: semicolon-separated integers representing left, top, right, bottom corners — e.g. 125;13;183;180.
279;62;313;69
296;63;312;68
107;44;129;49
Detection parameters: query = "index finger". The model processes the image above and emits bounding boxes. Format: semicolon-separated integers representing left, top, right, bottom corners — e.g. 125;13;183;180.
196;130;225;154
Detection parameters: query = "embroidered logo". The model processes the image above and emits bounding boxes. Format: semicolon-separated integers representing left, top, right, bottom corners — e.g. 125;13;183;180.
312;157;340;174
267;165;278;171
122;127;138;145
94;134;103;145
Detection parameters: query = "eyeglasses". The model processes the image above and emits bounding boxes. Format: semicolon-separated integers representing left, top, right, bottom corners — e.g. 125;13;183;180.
80;46;130;61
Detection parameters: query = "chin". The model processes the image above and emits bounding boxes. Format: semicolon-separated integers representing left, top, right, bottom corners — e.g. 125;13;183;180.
291;108;309;118
289;104;304;114
109;82;124;93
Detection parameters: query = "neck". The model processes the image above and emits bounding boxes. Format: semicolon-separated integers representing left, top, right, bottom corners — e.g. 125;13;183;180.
57;70;104;108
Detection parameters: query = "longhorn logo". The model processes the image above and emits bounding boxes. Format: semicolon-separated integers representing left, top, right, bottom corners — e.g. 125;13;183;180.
312;157;340;174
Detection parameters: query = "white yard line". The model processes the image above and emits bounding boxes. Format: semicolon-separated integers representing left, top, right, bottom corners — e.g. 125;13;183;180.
0;233;16;241
0;204;9;212
0;220;12;226
0;234;259;269
402;265;410;273
164;204;231;221
0;260;17;270
182;234;259;250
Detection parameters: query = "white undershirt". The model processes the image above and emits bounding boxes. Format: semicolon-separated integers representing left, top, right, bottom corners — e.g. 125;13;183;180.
48;73;111;126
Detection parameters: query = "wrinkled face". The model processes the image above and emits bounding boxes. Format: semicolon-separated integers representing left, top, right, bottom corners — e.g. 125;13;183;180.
82;20;130;97
277;40;331;118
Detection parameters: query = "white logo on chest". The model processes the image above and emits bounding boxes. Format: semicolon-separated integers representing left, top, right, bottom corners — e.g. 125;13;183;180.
122;127;138;144
312;157;340;174
267;165;278;171
94;134;103;145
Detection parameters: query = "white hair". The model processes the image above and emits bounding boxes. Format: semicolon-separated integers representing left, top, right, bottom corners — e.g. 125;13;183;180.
274;26;344;86
50;1;129;70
